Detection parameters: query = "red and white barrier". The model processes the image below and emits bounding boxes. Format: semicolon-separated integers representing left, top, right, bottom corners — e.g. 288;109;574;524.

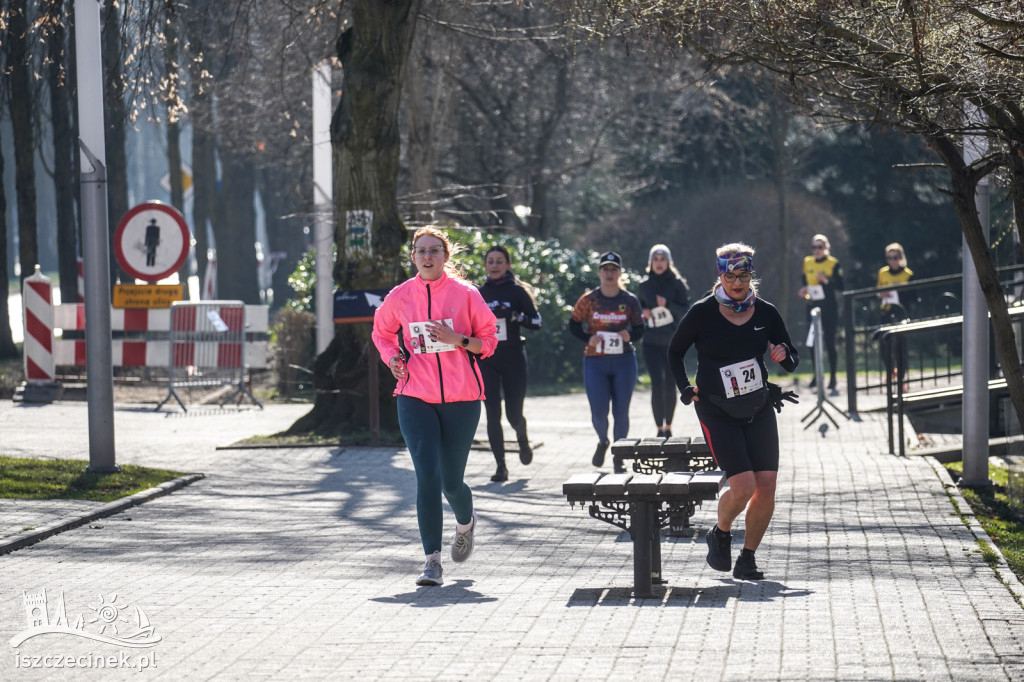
20;277;271;372
22;267;56;383
53;303;270;334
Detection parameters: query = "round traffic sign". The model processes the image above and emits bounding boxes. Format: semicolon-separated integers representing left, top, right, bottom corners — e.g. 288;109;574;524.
114;202;190;283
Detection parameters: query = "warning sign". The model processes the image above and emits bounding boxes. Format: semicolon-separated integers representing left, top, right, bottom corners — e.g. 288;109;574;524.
113;284;185;309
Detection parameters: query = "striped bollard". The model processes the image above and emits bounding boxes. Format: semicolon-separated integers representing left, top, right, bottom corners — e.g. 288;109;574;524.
17;266;62;403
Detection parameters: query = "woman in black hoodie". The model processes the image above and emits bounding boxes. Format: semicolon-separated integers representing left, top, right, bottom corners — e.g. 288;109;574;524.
477;245;542;482
637;244;690;437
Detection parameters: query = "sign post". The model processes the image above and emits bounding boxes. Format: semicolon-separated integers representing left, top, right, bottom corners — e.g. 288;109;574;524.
113;202;188;308
75;0;116;472
335;288;391;444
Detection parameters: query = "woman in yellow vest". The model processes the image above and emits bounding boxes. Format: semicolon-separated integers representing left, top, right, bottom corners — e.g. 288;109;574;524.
798;234;843;394
876;242;913;323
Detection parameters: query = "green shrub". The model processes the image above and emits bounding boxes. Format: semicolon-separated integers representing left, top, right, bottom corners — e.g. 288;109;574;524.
283;231;644;387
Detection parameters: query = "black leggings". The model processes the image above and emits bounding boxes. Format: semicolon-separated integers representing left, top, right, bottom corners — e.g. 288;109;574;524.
643;342;677;428
479;346;528;463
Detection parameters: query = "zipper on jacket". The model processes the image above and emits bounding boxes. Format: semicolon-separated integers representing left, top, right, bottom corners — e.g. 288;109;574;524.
427;282;446;403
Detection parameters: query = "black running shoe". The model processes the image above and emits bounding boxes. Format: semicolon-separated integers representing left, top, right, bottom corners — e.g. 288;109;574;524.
733;549;764;580
490;466;508;482
705;524;732;572
592;440;609;467
515;420;533;465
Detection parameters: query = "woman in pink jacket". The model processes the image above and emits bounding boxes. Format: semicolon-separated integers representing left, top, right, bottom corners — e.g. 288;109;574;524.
372;226;498;587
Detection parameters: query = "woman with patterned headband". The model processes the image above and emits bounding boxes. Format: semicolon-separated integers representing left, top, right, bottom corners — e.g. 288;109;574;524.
667;243;799;581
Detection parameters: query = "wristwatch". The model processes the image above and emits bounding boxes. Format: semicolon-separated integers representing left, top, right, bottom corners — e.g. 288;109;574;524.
461;336;470;348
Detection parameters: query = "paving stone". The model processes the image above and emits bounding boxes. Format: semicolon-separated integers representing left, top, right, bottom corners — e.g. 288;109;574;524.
0;394;1022;680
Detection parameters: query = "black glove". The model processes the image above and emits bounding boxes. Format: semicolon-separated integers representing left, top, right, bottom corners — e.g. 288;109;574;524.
680;386;696;405
768;382;799;413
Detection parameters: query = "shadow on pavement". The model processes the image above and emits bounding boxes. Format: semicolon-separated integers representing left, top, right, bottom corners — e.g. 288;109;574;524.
369;579;499;607
567;580;813;606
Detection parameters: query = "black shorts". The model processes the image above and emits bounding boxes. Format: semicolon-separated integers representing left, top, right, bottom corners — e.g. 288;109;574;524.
694;400;779;477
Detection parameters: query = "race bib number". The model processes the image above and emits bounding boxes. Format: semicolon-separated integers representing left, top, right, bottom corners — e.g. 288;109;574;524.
880;290;900;306
597;330;624;355
719;358;763;397
408;319;457;354
494;318;508;341
647;306;674;328
806;285;825;301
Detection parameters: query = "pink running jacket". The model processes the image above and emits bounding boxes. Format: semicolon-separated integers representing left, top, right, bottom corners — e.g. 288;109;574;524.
372;271;498;403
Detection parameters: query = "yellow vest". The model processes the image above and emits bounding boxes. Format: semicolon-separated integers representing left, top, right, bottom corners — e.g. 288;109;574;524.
802;255;841;286
876;266;912;288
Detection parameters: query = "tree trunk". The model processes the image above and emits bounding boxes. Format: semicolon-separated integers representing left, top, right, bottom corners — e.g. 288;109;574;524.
215;151;260;303
287;0;423;437
769;85;792;323
0;126;18;359
46;0;80;304
103;0;129;286
164;0;190;297
929;133;1024;434
257;167;305;312
7;0;38;283
190;118;214;290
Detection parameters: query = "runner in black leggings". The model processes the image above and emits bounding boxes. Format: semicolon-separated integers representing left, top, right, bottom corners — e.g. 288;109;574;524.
637;244;690;437
668;242;799;581
478;245;542;483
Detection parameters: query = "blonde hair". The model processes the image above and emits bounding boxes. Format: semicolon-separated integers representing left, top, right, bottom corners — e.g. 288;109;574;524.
885;242;907;269
411;226;465;279
811;234;831;253
715;242;756;259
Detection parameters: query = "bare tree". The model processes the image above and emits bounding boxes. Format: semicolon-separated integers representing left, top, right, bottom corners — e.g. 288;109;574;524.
556;0;1024;430
5;0;39;283
285;0;423;436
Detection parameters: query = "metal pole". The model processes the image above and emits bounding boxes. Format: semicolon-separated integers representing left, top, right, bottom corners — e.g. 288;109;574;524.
312;61;335;355
843;293;859;418
961;111;991;487
75;0;116;471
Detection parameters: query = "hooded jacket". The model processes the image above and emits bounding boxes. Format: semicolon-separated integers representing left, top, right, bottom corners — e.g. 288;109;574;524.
372;270;498;403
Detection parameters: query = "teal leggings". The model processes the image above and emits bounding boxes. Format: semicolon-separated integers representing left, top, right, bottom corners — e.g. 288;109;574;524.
397;396;480;555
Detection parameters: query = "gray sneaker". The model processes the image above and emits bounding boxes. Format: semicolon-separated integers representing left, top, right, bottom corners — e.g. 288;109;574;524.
415;557;443;586
451;513;476;563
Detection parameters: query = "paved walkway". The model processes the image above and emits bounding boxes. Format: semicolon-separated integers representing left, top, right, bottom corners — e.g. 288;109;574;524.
1;391;1023;680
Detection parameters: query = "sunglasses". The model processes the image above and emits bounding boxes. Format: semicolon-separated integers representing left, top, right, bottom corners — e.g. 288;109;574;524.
812;244;826;250
722;272;752;283
887;255;901;261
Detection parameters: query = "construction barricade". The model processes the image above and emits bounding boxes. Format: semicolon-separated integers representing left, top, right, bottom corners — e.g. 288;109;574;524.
42;289;269;410
156;301;263;411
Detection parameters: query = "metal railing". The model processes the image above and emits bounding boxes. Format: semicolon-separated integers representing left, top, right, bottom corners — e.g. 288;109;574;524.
875;307;1024;455
842;264;1024;416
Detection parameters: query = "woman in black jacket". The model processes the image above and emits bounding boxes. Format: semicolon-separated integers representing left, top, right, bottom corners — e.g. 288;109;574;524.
637;244;690;437
477;245;542;483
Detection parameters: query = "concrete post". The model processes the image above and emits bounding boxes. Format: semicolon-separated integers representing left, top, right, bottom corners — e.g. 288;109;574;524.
75;0;117;471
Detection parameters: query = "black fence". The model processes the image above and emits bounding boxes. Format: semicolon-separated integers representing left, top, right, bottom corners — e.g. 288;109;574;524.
842;264;1024;417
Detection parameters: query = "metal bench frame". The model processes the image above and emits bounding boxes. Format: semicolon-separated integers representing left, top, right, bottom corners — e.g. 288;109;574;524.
563;469;725;598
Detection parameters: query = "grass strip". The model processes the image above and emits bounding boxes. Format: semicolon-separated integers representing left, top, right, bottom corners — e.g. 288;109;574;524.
944;461;1024;584
0;456;189;503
